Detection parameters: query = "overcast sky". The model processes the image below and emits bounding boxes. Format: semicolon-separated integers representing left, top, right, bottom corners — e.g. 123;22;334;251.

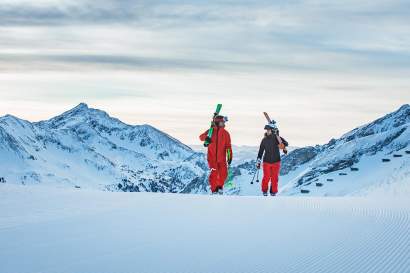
0;0;409;146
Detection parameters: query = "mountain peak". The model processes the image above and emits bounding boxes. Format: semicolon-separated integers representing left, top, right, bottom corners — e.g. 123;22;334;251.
396;104;410;114
60;102;92;117
37;102;130;131
73;102;89;111
381;103;410;123
0;114;18;121
0;114;29;127
339;104;410;142
58;103;91;117
36;102;104;129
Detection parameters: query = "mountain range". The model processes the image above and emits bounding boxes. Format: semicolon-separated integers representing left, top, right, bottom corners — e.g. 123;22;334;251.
1;103;409;196
0;103;208;193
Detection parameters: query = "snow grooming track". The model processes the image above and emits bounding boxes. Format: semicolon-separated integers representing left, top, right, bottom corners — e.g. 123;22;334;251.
226;198;410;273
292;202;410;273
0;185;409;273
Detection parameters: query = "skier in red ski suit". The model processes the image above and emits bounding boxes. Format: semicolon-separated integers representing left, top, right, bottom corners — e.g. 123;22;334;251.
257;123;288;196
199;115;233;194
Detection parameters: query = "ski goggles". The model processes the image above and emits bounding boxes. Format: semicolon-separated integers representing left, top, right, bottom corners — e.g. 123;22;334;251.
214;116;228;123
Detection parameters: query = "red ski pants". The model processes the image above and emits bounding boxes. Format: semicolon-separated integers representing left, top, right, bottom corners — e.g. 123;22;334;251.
262;162;281;194
209;162;228;193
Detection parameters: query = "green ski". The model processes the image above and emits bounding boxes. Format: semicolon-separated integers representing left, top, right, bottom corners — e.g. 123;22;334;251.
203;104;223;147
225;167;235;189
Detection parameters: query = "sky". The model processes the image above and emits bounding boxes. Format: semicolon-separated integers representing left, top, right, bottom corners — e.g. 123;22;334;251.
0;0;409;146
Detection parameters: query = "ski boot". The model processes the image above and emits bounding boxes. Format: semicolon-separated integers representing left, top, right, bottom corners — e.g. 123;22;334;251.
263;192;268;196
218;187;223;195
270;192;276;196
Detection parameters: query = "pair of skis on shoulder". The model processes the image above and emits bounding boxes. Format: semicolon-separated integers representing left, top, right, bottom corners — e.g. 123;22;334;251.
263;112;288;154
203;104;222;147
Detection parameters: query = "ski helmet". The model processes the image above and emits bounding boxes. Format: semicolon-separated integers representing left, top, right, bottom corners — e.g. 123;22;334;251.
214;115;228;123
264;123;277;130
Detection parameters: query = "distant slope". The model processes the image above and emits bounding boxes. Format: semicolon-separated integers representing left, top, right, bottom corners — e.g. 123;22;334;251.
232;104;410;196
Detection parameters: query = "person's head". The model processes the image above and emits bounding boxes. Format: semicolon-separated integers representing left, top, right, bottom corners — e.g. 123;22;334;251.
214;115;228;128
264;123;278;136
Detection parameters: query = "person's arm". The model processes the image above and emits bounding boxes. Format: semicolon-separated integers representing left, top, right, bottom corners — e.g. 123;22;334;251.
225;131;233;165
199;130;209;142
257;139;265;160
256;139;265;168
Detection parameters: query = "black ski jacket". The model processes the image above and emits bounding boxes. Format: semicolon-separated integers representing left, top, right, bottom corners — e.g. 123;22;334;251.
257;134;289;163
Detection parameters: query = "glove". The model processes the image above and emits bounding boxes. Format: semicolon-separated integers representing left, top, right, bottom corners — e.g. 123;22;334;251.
256;159;261;169
227;158;232;166
205;136;212;144
283;149;288;155
278;143;285;150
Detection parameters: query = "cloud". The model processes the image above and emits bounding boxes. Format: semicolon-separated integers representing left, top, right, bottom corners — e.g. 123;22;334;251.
0;0;409;145
0;0;409;73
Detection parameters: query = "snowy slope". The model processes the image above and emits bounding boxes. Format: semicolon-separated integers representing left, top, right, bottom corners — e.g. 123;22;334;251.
0;103;208;192
1;184;409;273
232;104;410;196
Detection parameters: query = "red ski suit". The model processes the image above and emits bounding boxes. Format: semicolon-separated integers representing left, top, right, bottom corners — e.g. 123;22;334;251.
262;162;281;194
199;127;233;193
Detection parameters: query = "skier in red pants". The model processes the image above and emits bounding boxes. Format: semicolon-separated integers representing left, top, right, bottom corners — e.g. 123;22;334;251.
199;115;233;194
256;123;288;196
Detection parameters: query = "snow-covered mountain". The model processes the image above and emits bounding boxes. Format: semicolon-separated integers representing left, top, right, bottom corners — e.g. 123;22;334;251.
232;104;410;196
1;103;409;196
0;103;208;192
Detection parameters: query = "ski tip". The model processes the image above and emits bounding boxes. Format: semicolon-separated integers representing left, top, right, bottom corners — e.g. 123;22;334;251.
215;104;223;113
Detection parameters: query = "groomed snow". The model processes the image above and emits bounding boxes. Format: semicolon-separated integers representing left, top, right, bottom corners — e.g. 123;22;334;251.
1;184;409;273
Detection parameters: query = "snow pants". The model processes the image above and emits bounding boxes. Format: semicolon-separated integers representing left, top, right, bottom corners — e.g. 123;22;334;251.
262;162;281;194
209;162;228;193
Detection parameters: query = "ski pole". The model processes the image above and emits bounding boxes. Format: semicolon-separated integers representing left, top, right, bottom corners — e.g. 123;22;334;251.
256;168;260;183
250;169;257;184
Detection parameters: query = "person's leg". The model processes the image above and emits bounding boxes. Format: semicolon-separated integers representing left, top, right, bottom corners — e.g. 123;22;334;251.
217;162;228;191
261;163;272;194
270;162;281;194
209;167;219;193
